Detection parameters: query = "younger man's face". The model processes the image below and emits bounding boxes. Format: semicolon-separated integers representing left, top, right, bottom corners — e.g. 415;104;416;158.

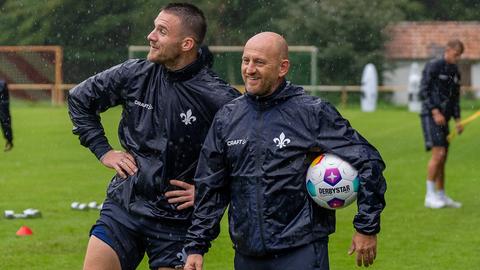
146;11;184;66
444;47;462;64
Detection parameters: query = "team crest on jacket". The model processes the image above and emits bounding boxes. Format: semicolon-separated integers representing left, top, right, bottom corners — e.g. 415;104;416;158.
176;248;187;263
180;109;196;125
273;132;291;149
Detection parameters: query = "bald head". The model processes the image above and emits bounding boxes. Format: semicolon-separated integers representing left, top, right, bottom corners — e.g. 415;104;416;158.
245;32;289;61
241;32;290;97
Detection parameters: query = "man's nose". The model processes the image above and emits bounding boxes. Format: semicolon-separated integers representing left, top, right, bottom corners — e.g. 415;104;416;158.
147;30;156;41
245;62;255;74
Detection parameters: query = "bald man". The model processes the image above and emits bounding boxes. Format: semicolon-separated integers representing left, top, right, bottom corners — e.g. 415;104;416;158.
183;32;386;270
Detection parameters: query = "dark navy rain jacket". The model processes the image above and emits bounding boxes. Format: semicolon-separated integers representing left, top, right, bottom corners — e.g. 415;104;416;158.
185;81;387;256
68;55;240;225
420;58;461;120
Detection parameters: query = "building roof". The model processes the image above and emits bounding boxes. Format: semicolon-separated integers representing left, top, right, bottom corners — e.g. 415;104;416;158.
384;21;480;60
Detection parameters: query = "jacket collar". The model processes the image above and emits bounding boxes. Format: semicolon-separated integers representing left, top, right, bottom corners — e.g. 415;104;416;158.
163;55;204;82
246;80;304;110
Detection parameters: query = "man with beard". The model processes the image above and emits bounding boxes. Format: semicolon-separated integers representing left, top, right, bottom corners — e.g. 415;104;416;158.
68;3;239;270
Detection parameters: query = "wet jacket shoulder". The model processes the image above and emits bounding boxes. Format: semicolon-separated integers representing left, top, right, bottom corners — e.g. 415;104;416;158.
420;58;461;119
68;59;150;159
185;81;386;256
68;58;239;159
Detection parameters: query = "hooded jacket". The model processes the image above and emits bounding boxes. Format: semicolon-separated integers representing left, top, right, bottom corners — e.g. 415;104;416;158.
420;58;461;119
68;56;240;224
185;81;386;256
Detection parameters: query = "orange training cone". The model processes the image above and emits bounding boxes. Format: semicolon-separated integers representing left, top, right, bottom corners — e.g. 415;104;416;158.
16;225;33;236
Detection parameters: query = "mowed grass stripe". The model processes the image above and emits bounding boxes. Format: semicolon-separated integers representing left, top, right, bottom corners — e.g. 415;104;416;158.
0;104;479;269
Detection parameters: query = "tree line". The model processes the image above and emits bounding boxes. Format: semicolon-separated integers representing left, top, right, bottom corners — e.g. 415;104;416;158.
0;0;478;84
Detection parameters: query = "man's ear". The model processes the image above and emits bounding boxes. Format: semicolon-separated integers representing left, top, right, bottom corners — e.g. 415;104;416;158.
181;37;195;52
279;59;290;77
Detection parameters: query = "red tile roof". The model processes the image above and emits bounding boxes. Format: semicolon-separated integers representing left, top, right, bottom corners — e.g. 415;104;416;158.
384;21;480;60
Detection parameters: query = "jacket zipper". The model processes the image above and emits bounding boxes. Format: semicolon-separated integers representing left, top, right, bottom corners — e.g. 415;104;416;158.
254;109;267;253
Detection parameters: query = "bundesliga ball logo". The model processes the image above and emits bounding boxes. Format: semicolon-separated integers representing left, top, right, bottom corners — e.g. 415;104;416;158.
306;153;359;210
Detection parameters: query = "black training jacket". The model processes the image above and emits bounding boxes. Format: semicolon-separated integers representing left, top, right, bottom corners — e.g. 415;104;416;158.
68;56;240;224
185;81;387;256
0;80;13;143
419;58;461;119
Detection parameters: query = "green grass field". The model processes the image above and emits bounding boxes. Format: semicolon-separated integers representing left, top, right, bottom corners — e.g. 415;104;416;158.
1;101;479;269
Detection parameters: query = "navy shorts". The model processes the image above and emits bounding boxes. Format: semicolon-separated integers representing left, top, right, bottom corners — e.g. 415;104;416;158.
420;114;450;151
90;199;188;270
234;239;329;270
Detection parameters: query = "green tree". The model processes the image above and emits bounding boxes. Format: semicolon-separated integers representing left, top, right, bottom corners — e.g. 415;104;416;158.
399;0;480;21
277;0;405;85
197;0;286;45
1;0;475;86
0;0;136;82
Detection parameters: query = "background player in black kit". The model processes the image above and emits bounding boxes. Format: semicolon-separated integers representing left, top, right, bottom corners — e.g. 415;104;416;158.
0;80;13;152
420;39;464;209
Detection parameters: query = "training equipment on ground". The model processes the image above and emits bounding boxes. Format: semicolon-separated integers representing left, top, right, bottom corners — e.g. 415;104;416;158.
16;225;33;236
447;110;480;142
306;153;359;210
71;202;87;210
71;201;102;210
22;208;42;218
4;209;41;219
87;201;98;209
4;210;14;219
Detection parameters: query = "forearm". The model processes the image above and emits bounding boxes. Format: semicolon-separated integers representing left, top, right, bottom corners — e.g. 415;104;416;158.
185;189;228;255
67;69;124;159
353;161;387;235
185;170;230;255
68;96;113;159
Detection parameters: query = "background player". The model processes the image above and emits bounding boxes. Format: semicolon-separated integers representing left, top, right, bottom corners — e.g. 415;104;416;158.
420;39;464;209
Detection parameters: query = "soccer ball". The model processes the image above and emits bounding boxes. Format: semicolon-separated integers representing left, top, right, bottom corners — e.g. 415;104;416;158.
306;153;359;210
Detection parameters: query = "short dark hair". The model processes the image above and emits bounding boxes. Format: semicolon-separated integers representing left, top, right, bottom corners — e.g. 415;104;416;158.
162;3;207;45
446;39;464;54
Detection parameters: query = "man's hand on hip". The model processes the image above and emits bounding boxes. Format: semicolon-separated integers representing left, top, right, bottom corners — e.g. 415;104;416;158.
165;180;195;210
100;150;137;178
184;254;203;270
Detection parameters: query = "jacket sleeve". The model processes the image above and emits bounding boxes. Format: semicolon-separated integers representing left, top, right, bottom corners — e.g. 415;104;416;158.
419;61;441;112
452;71;461;119
67;62;127;159
313;101;386;235
184;114;230;255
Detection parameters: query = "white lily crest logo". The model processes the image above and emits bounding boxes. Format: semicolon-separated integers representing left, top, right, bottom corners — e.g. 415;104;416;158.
180;109;196;125
176;248;187;263
273;132;291;149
